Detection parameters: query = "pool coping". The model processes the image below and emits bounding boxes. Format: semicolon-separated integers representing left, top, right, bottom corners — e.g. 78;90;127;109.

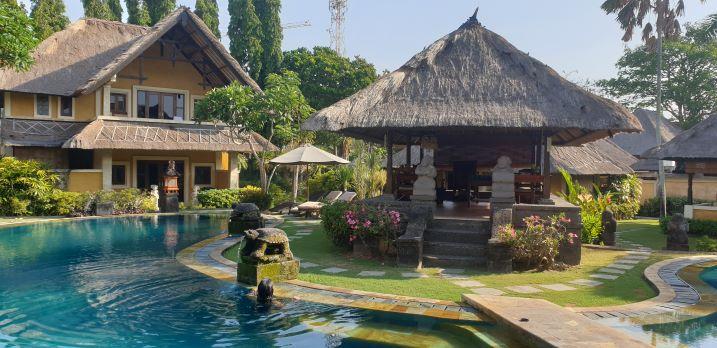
571;255;717;319
175;230;484;322
0;209;232;229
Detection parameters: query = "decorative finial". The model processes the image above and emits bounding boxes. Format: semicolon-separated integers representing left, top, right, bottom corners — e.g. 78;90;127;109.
469;6;479;22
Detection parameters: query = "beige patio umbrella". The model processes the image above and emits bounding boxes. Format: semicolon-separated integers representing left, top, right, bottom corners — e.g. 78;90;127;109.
270;144;350;201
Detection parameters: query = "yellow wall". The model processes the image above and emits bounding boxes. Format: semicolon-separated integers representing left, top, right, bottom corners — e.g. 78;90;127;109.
67;171;103;192
641;175;717;202
7;92;95;121
694;209;717;221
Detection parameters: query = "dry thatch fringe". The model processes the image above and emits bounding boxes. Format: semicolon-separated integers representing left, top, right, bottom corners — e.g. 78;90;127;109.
643;114;717;160
611;108;682;156
303;16;642;145
550;138;637;175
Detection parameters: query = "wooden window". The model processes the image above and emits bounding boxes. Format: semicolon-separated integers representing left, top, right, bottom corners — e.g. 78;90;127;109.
112;164;127;186
60;96;73;117
137;90;185;120
35;94;50;117
110;93;127;116
194;165;212;186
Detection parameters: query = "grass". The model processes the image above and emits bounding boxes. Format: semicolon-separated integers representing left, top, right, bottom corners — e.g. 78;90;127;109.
223;218;683;307
618;219;699;250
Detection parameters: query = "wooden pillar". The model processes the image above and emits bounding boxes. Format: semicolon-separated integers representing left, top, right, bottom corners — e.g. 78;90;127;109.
99;150;113;191
384;132;394;195
406;143;412;167
542;136;553;202
687;173;694;204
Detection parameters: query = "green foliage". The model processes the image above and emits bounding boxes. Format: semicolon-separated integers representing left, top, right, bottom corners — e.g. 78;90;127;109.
695;236;717;252
125;0;150;26
0;157;58;216
254;0;282;84
639;196;704;217
0;1;39;71
351;142;386;199
82;0;113;20
92;188;156;214
598;37;717;129
45;190;88;216
659;216;717;238
282;46;378;110
228;0;262;81
497;214;576;271
194;0;219;38
607;174;642;220
196;185;271;210
107;0;122;21
320;201;352;248
557;168;607;244
319;202;401;253
145;0;175;25
30;0;69;40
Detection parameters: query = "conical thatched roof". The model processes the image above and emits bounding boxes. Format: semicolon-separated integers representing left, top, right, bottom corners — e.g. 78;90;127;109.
642;115;717;160
0;7;259;96
303;14;641;145
612;109;682;156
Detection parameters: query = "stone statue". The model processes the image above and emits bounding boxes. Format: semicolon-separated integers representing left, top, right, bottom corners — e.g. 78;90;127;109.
240;228;295;264
150;185;160;211
412;153;437;201
166;160;179;176
600;210;617;246
666;214;690;251
490;156;515;212
191;185;200;207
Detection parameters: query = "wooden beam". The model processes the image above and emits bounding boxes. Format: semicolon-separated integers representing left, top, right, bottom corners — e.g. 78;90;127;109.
117;74;148;81
385;132;394;195
688;173;694;204
542;136;552;200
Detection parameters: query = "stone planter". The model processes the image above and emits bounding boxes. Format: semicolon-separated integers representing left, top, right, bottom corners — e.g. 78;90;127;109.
352;237;394;260
486;238;513;273
95;202;114;216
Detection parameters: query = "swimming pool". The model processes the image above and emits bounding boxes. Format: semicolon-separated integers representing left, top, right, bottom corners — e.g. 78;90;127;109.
0;214;515;347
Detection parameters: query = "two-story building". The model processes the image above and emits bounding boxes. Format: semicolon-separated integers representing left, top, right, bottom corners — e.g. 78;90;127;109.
0;7;275;202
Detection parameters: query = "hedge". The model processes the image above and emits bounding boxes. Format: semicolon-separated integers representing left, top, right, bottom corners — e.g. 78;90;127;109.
659;216;717;238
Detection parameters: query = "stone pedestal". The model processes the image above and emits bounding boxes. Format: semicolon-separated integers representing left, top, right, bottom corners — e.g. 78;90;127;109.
491;208;513;238
490;156;515;214
159;192;179;213
412;154;437;201
236;260;300;286
601;210;617;246
666;213;690;251
487;238;513;273
397;201;434;267
96;202;114;216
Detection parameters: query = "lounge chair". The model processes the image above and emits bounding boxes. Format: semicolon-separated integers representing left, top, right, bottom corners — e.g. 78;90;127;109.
336;191;357;203
296;190;344;218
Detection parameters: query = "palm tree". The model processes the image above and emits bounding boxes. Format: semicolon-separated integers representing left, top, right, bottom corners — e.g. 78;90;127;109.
601;0;706;218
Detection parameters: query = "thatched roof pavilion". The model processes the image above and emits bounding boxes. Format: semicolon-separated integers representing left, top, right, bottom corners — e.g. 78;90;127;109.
303;14;641;145
612;109;682;172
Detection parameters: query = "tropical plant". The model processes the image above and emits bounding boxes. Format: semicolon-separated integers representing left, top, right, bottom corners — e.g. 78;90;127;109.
496;214;576;271
320;201;352;248
558;168;613;244
196;185;272;210
0;0;39;71
351;142;386;199
607;174;642;219
254;0;282;84
194;0;219;38
695;235;717;251
228;0;262;80
125;0;151;26
0;157;58;216
29;0;69;40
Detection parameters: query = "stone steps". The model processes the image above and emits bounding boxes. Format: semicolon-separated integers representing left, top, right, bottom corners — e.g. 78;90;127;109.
423;241;486;258
422;253;485;268
424;228;491;244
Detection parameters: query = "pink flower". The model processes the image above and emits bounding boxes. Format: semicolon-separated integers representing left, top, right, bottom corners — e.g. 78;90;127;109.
363;220;372;228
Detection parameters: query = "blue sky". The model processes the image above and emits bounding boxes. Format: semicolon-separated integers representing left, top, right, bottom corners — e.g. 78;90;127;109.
21;0;717;81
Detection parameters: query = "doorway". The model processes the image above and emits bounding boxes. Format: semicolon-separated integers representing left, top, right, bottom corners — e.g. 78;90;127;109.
136;160;185;202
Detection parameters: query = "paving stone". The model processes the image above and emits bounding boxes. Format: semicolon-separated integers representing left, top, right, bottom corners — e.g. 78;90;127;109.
470;287;505;296
300;262;319;269
288;236;302;241
615;259;641;265
295;232;312;236
627;251;652;255
624;255;650;260
600;268;626;274
607;263;634;270
440;274;469;280
401;272;428;278
569;279;603;287
357;271;386;277
442;268;465;274
539;284;576;291
321;267;347;274
590;273;619;280
505;285;543;294
452;280;485;288
297;229;313;233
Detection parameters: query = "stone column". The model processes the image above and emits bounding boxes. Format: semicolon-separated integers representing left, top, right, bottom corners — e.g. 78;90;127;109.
99;150;113;191
102;84;112;116
490;156;515;213
229;152;240;189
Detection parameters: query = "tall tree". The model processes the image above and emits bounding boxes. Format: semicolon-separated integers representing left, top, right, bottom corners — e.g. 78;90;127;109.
0;0;39;71
228;0;263;81
125;0;150;26
145;0;175;25
254;0;282;84
598;32;717;129
601;0;708;218
107;0;122;21
194;0;219;38
29;0;69;40
82;0;113;20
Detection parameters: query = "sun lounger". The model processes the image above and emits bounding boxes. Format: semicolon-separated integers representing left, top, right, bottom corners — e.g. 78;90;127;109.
296;190;344;218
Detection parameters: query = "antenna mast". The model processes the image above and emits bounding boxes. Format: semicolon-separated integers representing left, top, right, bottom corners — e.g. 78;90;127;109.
329;0;347;56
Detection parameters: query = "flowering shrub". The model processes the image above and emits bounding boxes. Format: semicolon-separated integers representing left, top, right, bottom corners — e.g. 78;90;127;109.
343;204;401;247
496;214;576;271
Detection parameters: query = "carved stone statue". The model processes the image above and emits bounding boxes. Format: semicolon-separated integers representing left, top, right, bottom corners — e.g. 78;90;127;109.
490;156;515;212
150;185;160;211
600;210;617;246
240;228;295;264
412;153;437;201
166;160;179;176
666;214;690;251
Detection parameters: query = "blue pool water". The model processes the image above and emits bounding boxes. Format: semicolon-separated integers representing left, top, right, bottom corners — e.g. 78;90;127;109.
0;215;508;347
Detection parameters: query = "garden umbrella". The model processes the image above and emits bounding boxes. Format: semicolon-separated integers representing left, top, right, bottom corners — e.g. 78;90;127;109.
270;144;350;201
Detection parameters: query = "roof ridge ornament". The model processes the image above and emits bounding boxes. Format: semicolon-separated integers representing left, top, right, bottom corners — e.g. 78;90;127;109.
461;6;482;28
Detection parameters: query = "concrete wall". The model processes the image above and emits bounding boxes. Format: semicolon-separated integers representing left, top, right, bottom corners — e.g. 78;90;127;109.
641;174;717;202
13;147;69;169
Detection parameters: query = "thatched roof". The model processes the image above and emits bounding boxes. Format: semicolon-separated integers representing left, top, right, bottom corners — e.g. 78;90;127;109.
0;118;87;147
0;7;259;96
303;13;642;145
642;115;717;160
551;139;636;175
386;139;636;175
612;109;682;156
62;119;276;152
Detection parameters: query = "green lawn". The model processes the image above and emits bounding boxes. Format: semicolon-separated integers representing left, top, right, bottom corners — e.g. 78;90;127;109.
618;219;699;250
224;218;680;307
